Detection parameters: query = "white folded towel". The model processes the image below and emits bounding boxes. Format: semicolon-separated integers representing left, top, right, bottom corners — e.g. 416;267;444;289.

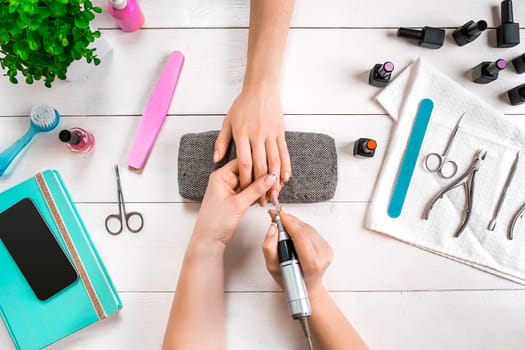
366;58;525;285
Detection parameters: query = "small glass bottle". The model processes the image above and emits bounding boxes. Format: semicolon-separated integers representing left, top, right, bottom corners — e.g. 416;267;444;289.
108;0;145;32
59;128;95;153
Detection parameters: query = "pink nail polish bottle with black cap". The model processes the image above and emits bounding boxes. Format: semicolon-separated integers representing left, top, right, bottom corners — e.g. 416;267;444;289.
59;128;95;153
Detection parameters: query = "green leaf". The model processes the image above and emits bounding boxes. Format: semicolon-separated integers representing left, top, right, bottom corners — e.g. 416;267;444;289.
27;38;40;50
49;2;67;17
8;3;19;14
74;16;89;29
21;2;36;15
16;17;27;29
0;29;9;42
82;10;95;22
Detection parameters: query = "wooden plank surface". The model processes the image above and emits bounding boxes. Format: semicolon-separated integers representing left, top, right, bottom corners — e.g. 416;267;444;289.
1;29;525;116
92;0;525;28
2;291;524;350
0;115;391;203
1;0;525;349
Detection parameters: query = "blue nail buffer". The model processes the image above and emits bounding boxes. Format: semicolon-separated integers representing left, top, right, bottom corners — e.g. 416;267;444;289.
388;98;434;218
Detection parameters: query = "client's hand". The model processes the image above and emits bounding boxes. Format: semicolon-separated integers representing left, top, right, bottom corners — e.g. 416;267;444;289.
193;159;277;246
261;208;333;298
214;87;291;206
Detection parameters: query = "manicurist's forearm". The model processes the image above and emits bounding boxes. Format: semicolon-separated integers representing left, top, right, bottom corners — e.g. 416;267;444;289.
308;288;368;350
162;237;226;350
244;0;295;89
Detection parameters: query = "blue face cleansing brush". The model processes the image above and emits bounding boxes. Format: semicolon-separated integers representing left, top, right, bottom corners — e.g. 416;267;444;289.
0;105;60;176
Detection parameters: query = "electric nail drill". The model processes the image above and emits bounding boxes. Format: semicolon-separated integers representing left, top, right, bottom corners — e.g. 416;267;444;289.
274;207;313;350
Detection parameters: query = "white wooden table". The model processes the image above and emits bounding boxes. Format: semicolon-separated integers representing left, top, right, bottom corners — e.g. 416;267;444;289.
1;1;525;349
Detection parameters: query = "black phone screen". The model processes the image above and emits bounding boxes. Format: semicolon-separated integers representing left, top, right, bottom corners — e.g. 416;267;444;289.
0;198;78;301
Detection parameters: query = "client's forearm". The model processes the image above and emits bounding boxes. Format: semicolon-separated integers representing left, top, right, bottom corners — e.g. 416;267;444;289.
308;287;368;350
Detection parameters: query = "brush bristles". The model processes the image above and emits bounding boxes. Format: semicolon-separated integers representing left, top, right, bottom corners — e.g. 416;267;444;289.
30;104;60;131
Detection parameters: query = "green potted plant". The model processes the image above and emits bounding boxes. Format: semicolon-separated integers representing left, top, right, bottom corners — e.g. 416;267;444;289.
0;0;103;88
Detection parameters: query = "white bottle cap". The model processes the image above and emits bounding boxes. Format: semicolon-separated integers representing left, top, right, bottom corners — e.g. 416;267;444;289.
110;0;127;10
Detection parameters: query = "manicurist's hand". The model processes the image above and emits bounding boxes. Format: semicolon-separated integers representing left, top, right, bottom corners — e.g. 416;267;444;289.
261;209;369;350
261;208;333;298
214;86;291;206
192;159;278;246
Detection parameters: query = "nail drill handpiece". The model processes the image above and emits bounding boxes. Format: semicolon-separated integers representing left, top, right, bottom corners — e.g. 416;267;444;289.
274;207;312;319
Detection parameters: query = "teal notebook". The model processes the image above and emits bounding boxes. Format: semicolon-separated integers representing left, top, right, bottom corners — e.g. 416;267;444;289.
0;170;122;350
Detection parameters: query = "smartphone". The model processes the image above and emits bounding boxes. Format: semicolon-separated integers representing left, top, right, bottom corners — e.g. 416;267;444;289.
0;198;78;301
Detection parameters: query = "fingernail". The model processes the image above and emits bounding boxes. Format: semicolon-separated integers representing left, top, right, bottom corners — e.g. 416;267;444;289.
267;223;277;237
213;150;219;163
265;173;277;184
270;190;278;206
283;172;290;182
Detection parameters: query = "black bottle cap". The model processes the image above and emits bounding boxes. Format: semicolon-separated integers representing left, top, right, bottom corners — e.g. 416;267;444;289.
508;84;525;106
497;0;520;48
59;130;81;145
353;138;377;158
397;27;445;49
452;20;487;46
369;62;394;87
512;54;525;74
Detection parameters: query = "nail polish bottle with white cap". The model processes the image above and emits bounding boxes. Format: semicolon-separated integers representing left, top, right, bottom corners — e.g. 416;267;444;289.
108;0;144;32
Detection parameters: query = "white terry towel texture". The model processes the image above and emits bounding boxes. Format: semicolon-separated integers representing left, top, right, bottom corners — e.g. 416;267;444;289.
366;58;525;285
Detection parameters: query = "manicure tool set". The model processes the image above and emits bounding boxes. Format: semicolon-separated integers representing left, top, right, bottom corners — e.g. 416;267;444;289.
390;101;525;240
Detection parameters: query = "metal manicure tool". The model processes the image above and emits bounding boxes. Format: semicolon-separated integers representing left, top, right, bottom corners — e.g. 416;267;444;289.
488;151;520;231
424;113;465;179
423;150;487;237
273;204;313;350
105;165;144;235
509;201;525;240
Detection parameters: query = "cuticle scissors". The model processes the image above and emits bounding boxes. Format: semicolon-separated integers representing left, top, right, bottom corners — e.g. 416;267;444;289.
424;113;465;179
105;165;144;235
423;150;487;237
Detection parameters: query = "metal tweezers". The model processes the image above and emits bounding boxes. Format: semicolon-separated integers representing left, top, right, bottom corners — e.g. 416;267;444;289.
423;150;487;237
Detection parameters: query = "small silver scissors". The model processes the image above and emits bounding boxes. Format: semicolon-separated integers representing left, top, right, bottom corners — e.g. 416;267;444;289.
424;113;465;179
105;165;144;235
423;150;487;237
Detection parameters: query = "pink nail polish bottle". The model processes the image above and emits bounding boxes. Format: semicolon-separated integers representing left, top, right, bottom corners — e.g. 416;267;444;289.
59;128;95;153
108;0;145;32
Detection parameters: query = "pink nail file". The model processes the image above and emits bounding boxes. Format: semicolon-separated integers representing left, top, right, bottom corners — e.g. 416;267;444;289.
127;50;185;169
